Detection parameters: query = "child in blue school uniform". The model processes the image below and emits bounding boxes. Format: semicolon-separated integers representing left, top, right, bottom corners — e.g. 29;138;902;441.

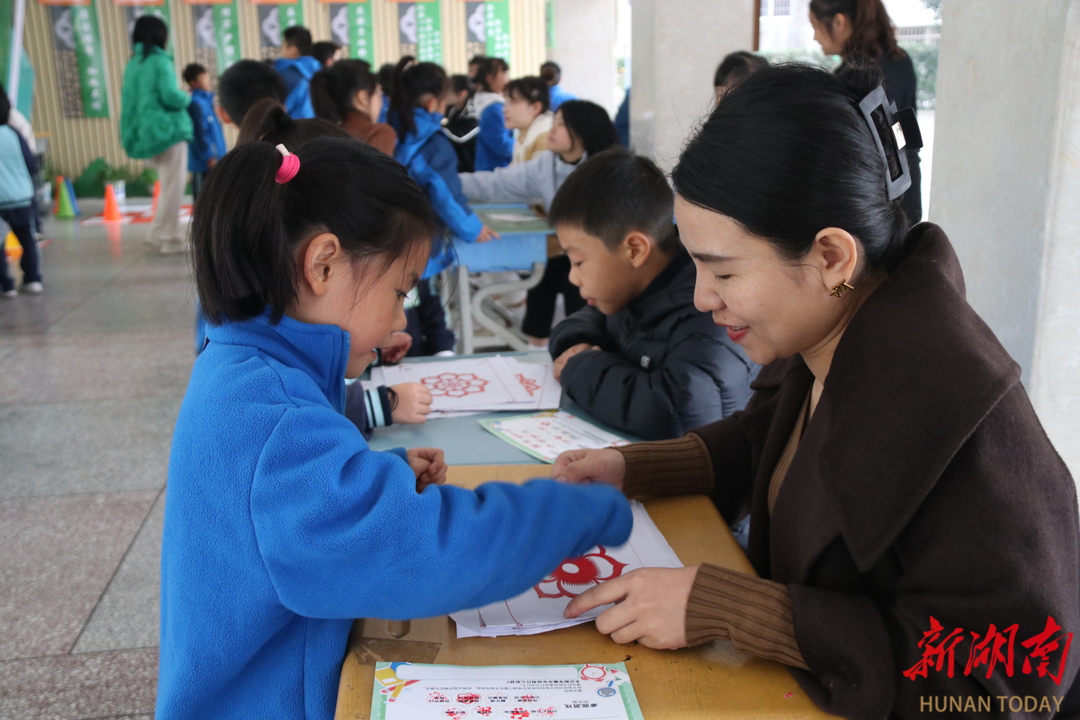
158;137;632;720
181;63;226;199
0;86;43;297
273;25;321;119
470;56;514;171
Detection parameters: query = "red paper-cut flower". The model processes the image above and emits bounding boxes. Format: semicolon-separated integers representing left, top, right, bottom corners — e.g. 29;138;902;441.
534;546;627;599
422;372;489;398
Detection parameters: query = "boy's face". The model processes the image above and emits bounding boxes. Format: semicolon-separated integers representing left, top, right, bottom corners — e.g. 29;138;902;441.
189;72;210;92
559;224;641;316
281;43;300;59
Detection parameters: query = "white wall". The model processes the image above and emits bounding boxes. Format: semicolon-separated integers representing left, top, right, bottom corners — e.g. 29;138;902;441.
549;0;619;116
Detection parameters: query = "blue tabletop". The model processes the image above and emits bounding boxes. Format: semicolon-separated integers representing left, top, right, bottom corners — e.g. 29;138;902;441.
363;352;641;465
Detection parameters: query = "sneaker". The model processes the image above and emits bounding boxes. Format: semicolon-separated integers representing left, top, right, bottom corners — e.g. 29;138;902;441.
1;288;16;298
21;282;43;294
159;239;189;255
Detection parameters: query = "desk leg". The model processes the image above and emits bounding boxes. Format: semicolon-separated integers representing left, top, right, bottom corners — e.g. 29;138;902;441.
458;264;474;355
469;262;545;352
386;620;411;638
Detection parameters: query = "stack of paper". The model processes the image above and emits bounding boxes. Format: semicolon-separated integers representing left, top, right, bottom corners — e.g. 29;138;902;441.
450;502;683;638
369;356;561;417
480;410;630;464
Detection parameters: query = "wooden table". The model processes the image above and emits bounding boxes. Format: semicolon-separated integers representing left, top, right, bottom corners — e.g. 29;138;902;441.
334;465;835;719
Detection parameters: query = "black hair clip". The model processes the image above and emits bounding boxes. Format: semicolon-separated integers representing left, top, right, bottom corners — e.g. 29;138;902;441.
858;84;923;201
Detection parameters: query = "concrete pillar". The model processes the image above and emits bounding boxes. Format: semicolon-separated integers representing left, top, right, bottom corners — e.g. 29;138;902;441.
931;0;1080;477
549;0;619;116
630;0;755;171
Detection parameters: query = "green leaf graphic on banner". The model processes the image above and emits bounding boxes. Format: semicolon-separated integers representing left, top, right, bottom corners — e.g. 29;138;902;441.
485;1;509;59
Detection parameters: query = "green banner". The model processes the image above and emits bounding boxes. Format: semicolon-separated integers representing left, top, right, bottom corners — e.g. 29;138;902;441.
484;0;509;59
328;3;373;64
545;0;554;53
279;1;302;33
50;2;110;118
257;2;304;57
414;0;441;65
0;0;12;89
192;2;242;76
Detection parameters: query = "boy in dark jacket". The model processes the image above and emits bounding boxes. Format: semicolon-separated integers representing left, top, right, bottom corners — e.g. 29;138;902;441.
548;149;758;440
182;64;226;199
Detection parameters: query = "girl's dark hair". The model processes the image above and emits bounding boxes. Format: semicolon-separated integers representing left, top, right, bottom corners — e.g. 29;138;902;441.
0;82;10;125
132;16;168;58
504;76;550;113
449;74;471;95
672;63;910;275
473;57;508;92
192;137;438;324
389;56;447;141
237;97;350;149
376;63;396;96
311;60;378;124
558;100;620;157
714;51;768;89
539;61;561;85
810;0;902;61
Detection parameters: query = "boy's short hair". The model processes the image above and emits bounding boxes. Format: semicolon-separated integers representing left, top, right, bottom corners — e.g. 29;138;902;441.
218;60;288;125
312;41;340;65
548;148;678;254
182;63;207;86
282;26;313;55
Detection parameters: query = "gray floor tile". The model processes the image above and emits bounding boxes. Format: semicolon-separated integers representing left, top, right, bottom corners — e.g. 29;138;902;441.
0;397;179;498
74;491;164;654
46;284;197;335
0;492;157;661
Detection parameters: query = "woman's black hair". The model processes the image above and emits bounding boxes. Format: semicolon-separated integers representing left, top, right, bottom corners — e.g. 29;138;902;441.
810;0;903;61
236;97;350;148
0;82;10;125
311;60;378;124
504;76;550;114
192;136;438;324
472;56;508;92
714;51;768;89
558;100;620;157
389;56;447;141
132;16;168;58
672;63;910;275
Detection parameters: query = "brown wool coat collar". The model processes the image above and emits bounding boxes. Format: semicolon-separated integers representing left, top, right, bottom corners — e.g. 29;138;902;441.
751;223;1022;577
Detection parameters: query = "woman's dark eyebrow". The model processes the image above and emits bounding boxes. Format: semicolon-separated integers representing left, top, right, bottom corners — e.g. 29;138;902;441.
689;252;736;264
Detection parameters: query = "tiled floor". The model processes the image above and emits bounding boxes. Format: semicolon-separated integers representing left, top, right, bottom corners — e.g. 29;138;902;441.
0;202;196;719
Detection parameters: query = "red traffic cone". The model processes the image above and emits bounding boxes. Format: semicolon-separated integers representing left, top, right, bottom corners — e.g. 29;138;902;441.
151;180;161;217
103;184;123;222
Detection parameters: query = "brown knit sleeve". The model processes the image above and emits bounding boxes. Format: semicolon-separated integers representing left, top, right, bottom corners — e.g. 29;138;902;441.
684;563;808;669
367;123;398;157
614;433;713;498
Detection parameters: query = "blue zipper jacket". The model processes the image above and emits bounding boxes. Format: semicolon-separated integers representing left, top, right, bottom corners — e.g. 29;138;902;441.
472;91;513;171
0;125;35;210
393;107;484;274
186;88;226;173
548;84;577;112
157;311;632;720
274;56;322;119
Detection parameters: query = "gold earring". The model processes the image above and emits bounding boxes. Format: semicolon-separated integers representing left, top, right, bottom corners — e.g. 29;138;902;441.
830;279;855;298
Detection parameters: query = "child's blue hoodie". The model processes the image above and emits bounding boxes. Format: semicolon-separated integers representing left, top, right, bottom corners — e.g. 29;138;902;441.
393;107;484;274
156;310;632;720
274;56;322;119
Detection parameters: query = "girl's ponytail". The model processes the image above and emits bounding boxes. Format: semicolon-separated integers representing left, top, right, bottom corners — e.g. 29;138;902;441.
191;142;295;324
237;98;294;146
390;55;418;141
309;67;343;124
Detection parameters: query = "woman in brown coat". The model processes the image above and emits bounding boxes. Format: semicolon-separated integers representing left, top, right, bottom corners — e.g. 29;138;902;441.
555;64;1080;718
310;59;396;157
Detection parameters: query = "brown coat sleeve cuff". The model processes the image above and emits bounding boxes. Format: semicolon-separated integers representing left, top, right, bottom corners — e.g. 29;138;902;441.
685;563;809;670
614;433;714;498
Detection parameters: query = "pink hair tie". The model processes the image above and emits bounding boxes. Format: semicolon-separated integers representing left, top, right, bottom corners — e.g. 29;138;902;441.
275;144;300;184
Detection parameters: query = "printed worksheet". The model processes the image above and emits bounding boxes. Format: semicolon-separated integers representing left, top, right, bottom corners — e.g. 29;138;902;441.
480;411;630;463
371;662;643;720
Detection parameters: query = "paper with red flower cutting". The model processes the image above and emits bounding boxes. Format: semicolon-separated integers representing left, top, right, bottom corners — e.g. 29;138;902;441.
451;502;682;637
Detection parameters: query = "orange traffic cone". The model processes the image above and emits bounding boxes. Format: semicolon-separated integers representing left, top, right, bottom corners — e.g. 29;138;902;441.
103;184;123;222
151;180;161;217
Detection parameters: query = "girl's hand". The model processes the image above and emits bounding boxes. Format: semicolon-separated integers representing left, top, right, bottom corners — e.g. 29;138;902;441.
391;382;432;424
475;225;501;243
564;566;699;649
551;448;626;490
380;332;413;365
552;343;599;381
407;447;447;491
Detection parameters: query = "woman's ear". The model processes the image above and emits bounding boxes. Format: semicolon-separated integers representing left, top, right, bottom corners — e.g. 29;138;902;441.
810;227;860;292
299;232;345;297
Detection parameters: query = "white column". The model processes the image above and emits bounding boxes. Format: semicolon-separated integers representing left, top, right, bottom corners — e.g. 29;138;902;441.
931;0;1080;477
549;0;618;116
629;0;755;171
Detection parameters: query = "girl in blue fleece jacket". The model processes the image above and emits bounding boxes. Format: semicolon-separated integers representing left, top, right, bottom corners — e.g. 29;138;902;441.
159;137;633;720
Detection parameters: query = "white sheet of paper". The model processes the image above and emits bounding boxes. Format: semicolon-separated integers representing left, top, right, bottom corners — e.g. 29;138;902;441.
451;503;681;637
392;358;517;411
481;410;629;463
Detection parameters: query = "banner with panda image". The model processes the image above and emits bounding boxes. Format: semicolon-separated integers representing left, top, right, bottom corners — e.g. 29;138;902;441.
394;0;441;65
45;0;110;118
464;0;509;63
252;0;303;60
326;0;373;64
118;0;171;52
187;0;242;78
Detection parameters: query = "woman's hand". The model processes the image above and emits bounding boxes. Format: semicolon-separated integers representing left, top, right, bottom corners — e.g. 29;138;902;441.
380;332;413;365
551;448;626;490
475;225;501;243
552;343;599;381
407;447;446;491
391;382;432;424
564;566;699;649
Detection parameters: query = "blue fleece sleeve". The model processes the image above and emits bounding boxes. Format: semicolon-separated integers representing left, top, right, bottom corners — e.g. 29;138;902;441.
477;104;513;169
410;151;483;242
187;103;213;168
249;407;633;620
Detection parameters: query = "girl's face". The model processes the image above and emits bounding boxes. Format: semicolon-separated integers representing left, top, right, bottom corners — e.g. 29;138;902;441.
292;234;429;378
675;194;855;367
487;67;509;94
503;94;542;131
546;111;577;155
354;86;383;121
810;11;851;56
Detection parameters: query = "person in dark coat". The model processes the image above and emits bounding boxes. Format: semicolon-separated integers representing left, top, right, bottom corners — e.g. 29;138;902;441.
810;0;922;225
547;149;758;441
552;65;1080;718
